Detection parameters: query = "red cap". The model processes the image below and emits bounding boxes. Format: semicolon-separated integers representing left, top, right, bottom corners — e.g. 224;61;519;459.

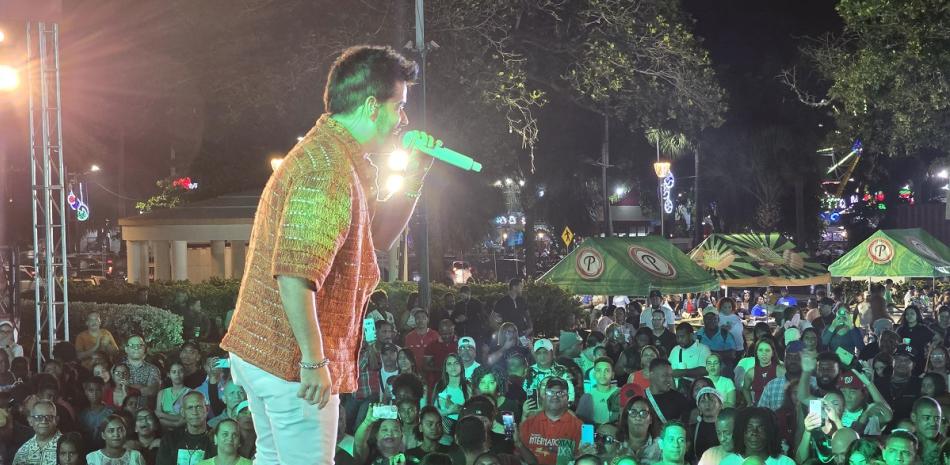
837;370;865;391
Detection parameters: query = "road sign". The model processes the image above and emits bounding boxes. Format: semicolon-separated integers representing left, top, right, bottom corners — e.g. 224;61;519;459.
561;226;574;247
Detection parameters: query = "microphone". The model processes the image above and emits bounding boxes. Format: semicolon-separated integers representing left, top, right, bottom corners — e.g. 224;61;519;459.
401;131;482;172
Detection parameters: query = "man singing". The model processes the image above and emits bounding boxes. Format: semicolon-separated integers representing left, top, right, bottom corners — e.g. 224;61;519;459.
221;45;435;465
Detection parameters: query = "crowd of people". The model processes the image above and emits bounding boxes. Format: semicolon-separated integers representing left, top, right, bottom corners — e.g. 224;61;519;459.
5;277;950;465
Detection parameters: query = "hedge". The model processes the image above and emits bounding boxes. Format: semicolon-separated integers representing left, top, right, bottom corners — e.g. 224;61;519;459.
65;279;582;340
22;301;184;353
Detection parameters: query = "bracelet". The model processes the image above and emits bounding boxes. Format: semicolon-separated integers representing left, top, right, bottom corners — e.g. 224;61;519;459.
299;358;330;370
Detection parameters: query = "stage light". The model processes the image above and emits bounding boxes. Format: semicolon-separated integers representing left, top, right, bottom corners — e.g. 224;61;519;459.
938;170;948;179
90;165;101;172
388;149;409;171
518;179;525;187
504;178;513;186
385;174;404;193
0;65;18;91
0;30;5;43
270;158;284;171
615;186;625;197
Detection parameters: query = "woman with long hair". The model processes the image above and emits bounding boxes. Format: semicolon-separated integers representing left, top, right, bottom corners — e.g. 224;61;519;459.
432;354;469;432
396;348;429;405
801;327;821;353
924;345;950;380
705;353;737;408
625;345;661;397
56;432;87;465
921;372;949;399
845;438;882;465
616;397;661;465
742;338;784;406
897;305;933;371
821;303;865;355
86;415;146;465
484;322;530;367
471;365;520;428
125;408;161;464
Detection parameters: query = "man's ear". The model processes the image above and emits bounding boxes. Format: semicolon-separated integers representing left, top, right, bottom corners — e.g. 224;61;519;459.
364;96;380;120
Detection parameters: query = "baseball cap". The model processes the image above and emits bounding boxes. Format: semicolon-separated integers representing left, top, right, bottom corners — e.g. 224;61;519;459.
837;370;865;391
649;290;663;299
533;338;554;352
695;387;724;404
895;344;915;360
458;337;476;349
784;327;801;346
702;306;718;316
459;396;497;419
785;340;805;354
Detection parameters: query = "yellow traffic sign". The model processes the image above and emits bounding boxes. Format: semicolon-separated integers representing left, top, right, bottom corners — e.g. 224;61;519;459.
561;226;574;247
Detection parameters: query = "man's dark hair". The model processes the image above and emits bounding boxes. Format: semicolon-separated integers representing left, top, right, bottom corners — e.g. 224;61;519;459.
370;290;388;304
324;46;417;115
817;351;841;367
913;396;941;415
508;278;522;289
421;453;454;465
455;416;487;453
660;420;687;439
82;376;105;388
125;334;146;346
593;356;614;369
675;322;694;334
391;373;425;402
649;358;672;372
374;319;393;331
733;407;783;458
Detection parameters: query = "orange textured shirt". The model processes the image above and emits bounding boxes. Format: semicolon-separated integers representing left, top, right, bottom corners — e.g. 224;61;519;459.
220;114;380;393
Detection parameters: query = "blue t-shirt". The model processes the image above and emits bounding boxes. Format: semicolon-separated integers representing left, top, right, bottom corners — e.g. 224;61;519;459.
777;296;798;307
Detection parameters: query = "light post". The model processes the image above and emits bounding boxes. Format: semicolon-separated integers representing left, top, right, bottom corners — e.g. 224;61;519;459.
653;160;671;236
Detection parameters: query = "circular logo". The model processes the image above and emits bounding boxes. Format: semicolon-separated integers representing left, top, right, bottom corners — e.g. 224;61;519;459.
575;248;605;280
867;238;894;264
628;246;677;279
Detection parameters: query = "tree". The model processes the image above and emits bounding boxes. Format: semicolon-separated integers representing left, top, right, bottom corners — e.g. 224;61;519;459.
782;0;950;159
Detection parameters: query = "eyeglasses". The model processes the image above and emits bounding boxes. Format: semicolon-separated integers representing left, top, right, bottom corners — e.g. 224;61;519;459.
627;409;650;419
127;344;144;349
30;414;55;423
544;390;567;399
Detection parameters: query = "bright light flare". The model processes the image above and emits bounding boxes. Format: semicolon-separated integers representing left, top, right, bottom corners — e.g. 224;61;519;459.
0;30;5;43
0;65;18;91
388;149;410;171
385;174;404;193
615;186;625;197
270;158;284;171
504;178;513;186
90;165;101;172
938;170;948;179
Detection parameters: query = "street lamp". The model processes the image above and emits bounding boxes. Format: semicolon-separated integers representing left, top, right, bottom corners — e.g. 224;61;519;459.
653;161;671;179
938;169;948;179
90;164;101;173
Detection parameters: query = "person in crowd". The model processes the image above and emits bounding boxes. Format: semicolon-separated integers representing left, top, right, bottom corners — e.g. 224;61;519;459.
177;342;206;390
155;361;188;431
743;338;783;406
690;387;724;461
811;298;839;335
484;322;532;370
78;376;114;449
86;415;145;465
378;344;401;402
653;421;688;465
933;306;950;347
458;337;481;381
910;396;944;465
195;418;250;465
612;306;635;344
122;336;161;410
881;429;918;465
645;358;689;423
649;309;677;356
0;391;32;462
703;353;736;408
355;418;406;465
758;340;804;411
721;407;796;465
924;345;950;382
639;291;676;332
406;406;458;461
55;431;84;465
844;439;882;465
615;328;654;380
670;323;711;392
105;363;139;411
456;396;512;455
453;286;486;342
405;308;439;370
470;366;520;432
0;321;24;362
860;328;899;362
717;298;746;357
596;306;615;335
155;391;214;465
367;290;397;327
880;344;923;421
233;402;254;460
75;312;119;364
517;377;581;465
396;348;429;404
523;339;574;403
125;408;161;465
696;308;739;371
616;396;661;464
822;304;865;355
921;372;948;399
348;320;390;429
457;415;518;465
426;319;459;386
14;400;62;465
492;279;532;337
750;296;769;318
208;381;247;429
433;354;469;430
776;288;797;308
394;398;421;451
576;357;621;425
36;380;78;435
801;326;821;353
835;369;892;436
897;305;933;371
698;407;736;465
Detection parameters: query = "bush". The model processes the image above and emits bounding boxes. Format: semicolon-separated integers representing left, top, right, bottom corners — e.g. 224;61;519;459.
22;301;184;353
69;278;239;322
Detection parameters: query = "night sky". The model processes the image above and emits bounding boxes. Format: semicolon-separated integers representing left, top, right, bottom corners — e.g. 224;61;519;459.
0;1;845;245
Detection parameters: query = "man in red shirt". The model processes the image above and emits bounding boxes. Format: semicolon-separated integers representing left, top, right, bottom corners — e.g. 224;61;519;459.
424;319;457;387
404;308;439;369
518;377;581;465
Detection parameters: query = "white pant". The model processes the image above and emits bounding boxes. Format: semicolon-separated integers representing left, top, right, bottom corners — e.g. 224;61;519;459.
230;353;340;465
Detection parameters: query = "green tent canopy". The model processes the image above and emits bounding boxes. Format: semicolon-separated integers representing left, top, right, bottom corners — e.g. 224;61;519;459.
689;233;830;287
829;228;950;278
538;236;719;296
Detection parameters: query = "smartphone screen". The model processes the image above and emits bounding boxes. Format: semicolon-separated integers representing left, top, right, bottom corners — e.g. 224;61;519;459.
363;318;377;343
502;411;515;439
581;424;595;445
809;399;822;419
